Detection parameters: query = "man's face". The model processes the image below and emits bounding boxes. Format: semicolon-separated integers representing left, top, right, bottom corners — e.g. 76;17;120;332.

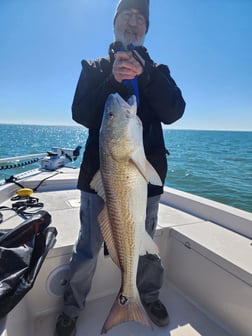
114;8;147;47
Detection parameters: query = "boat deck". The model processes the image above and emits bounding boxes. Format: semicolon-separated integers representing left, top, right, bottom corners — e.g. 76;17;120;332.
1;168;251;335
1;188;230;336
33;281;230;336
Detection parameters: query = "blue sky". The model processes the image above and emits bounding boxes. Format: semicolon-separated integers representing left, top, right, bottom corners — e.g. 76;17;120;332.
0;0;251;130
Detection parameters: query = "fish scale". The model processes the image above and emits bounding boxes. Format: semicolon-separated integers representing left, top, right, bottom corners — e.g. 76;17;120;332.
90;93;162;334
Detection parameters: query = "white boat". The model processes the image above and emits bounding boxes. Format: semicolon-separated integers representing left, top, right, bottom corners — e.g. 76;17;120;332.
0;151;251;336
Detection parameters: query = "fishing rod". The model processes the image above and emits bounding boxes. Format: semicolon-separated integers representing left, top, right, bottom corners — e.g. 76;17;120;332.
0;146;81;171
0;153;47;165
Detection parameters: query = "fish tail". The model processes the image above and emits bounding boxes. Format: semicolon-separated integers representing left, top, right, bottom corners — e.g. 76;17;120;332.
101;292;151;334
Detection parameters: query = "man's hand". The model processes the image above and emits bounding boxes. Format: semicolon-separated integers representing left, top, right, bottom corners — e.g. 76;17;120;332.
112;51;143;83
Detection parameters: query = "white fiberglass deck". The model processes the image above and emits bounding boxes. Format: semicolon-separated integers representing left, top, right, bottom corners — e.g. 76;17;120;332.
1;168;251;335
31;281;230;336
1;188;230;336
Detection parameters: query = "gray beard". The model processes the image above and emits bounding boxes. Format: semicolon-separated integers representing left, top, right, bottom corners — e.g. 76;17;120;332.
113;30;145;48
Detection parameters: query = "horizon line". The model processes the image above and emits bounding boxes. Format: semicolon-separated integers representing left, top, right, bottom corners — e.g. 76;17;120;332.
0;122;251;132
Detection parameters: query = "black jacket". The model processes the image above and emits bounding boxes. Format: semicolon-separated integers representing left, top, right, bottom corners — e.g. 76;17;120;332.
72;42;185;196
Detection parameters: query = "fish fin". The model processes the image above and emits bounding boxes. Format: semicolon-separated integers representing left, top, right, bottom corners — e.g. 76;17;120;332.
91;172;120;267
101;292;151;334
130;150;162;186
139;231;159;256
98;206;120;268
90;170;106;200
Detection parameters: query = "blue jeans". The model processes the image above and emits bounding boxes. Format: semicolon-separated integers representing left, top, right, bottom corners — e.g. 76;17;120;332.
63;191;163;318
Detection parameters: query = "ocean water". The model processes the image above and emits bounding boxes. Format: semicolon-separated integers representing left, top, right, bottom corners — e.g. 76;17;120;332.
0;124;251;213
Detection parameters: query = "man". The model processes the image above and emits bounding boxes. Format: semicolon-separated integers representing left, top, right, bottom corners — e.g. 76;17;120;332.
54;0;185;335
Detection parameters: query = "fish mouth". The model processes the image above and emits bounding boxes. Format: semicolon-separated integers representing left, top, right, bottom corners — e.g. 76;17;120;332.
108;93;136;108
105;93;137;121
127;95;137;107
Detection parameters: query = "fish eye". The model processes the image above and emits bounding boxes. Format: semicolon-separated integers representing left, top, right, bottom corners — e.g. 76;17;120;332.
109;112;114;118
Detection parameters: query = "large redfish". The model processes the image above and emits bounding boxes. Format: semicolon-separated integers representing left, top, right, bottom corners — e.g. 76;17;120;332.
91;93;162;334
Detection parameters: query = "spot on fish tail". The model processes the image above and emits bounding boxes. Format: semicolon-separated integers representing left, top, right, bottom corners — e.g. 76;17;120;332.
119;294;128;306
